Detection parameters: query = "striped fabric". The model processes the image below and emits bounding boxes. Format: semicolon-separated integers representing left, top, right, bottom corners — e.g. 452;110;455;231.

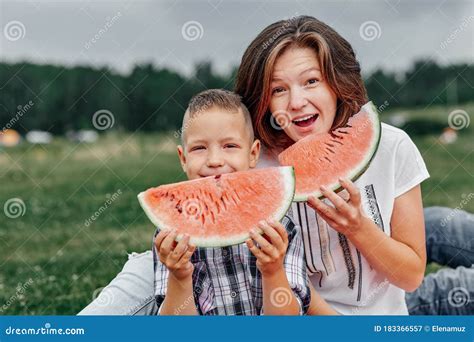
153;215;310;315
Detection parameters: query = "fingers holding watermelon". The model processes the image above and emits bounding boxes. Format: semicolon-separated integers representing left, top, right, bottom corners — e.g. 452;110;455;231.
246;220;288;276
155;230;196;280
307;178;365;238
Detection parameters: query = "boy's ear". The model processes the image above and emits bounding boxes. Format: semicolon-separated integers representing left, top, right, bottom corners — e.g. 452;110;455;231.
177;145;187;173
249;139;261;168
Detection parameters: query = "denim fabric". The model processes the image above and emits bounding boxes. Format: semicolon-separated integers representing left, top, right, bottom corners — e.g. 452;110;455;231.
406;207;474;315
78;251;158;315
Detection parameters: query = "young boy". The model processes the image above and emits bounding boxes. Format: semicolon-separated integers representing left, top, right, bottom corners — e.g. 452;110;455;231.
153;89;310;315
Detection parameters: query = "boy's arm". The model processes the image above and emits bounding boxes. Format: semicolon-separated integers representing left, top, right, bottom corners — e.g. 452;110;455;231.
247;220;302;315
154;230;198;315
261;267;300;315
159;273;197;315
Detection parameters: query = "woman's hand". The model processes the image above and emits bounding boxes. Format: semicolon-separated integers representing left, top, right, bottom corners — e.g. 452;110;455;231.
155;230;196;281
246;220;288;276
307;178;370;239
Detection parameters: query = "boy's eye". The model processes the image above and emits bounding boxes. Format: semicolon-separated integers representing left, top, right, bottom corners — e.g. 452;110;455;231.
190;146;205;152
224;144;238;149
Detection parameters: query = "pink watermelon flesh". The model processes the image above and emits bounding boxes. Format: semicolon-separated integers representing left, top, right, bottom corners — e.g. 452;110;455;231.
138;166;295;247
278;102;381;201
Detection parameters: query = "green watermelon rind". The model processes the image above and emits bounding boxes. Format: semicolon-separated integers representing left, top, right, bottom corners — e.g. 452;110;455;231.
137;166;295;248
293;101;382;202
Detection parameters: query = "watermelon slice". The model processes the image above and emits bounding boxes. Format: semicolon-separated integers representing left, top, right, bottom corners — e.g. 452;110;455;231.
278;102;381;202
138;166;295;247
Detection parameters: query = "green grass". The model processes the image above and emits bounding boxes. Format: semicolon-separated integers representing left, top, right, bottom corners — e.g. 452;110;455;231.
0;132;185;314
0;103;472;314
381;102;474;211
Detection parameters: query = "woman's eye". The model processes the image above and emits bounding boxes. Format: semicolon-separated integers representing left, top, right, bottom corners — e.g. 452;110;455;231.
307;78;319;85
271;87;285;95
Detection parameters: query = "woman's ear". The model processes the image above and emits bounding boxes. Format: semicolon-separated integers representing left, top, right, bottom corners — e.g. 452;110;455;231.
249;139;261;168
177;145;187;173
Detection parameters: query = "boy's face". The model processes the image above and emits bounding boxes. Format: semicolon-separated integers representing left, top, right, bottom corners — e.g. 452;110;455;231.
177;106;260;180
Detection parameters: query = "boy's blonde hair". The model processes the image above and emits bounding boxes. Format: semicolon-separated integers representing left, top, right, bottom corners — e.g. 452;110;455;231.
181;89;254;145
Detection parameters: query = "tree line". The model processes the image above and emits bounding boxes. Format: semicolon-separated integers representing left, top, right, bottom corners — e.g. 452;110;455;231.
0;60;472;134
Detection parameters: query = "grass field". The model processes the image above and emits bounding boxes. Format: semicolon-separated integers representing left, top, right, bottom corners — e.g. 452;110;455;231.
0;103;472;314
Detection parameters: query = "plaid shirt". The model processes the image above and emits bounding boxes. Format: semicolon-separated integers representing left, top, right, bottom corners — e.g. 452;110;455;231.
153;215;310;315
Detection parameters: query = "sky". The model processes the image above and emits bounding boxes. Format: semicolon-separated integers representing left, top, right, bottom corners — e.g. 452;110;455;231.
1;0;473;76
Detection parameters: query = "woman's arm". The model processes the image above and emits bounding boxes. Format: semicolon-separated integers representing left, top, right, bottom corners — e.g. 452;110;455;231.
350;185;426;291
308;180;426;292
307;283;339;315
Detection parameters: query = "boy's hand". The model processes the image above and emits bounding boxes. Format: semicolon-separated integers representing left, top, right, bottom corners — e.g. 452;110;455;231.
155;230;196;281
246;220;288;276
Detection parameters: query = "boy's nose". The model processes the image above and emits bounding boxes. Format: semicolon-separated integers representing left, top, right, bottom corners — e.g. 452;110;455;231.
206;150;224;168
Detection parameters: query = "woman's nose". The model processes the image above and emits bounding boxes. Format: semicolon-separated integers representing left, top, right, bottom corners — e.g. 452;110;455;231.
289;88;308;111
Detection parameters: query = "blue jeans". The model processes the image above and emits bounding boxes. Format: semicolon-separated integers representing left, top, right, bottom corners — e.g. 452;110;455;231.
405;207;474;315
78;207;474;315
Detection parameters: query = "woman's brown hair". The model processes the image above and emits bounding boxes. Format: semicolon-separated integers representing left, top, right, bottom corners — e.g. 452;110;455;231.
235;15;368;150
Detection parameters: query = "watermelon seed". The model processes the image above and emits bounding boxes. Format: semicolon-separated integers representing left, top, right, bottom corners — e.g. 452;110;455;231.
220;196;227;210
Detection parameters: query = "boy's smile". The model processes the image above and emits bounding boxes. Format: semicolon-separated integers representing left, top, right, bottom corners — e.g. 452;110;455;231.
177;106;260;180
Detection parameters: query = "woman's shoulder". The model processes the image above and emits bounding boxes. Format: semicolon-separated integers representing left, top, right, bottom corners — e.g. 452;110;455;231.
376;122;421;160
379;122;412;147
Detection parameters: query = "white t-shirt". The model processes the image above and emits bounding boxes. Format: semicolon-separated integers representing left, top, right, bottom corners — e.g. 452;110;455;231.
257;123;430;315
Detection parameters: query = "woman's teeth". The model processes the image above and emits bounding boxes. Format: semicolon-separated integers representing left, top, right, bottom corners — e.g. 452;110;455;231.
292;114;318;127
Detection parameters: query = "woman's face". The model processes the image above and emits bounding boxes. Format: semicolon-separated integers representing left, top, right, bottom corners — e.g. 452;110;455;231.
269;46;338;142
